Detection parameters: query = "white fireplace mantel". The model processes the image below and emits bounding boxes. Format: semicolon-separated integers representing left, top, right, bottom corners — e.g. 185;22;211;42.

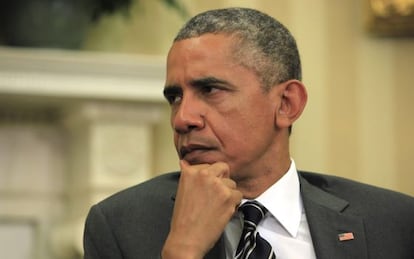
0;46;166;102
0;47;168;259
0;48;165;102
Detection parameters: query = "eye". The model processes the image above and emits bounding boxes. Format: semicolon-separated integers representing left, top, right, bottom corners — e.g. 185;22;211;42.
165;94;182;105
200;85;221;95
191;76;231;97
200;85;214;93
163;87;182;105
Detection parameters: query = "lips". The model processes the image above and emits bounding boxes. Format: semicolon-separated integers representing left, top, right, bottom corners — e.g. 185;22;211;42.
179;144;213;160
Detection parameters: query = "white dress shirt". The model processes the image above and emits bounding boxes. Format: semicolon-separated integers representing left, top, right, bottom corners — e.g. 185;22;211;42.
224;160;317;259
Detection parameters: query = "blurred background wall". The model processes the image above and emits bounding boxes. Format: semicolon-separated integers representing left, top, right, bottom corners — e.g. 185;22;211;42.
0;0;413;258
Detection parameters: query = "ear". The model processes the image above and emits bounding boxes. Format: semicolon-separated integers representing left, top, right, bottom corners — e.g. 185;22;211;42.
275;80;307;129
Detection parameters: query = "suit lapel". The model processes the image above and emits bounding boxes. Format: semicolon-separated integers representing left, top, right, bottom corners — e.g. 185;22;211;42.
299;174;368;259
205;236;226;259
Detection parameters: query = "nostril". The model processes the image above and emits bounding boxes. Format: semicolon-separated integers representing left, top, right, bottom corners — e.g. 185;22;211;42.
174;126;187;135
173;113;204;134
174;122;201;135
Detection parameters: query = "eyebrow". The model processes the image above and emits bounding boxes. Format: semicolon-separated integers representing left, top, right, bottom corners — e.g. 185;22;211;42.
163;84;182;99
189;76;229;88
163;76;232;98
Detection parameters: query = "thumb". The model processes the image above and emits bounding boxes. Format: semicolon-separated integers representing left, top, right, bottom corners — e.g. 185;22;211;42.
179;159;189;171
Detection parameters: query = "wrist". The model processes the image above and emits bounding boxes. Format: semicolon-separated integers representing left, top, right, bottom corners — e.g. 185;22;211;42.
161;233;204;259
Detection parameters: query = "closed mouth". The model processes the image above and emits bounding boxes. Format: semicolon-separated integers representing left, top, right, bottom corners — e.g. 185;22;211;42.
179;144;212;159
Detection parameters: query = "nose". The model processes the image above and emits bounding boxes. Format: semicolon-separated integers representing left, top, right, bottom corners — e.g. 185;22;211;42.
172;94;205;134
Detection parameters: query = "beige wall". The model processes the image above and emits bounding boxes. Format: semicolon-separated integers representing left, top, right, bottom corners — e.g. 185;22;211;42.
85;0;414;196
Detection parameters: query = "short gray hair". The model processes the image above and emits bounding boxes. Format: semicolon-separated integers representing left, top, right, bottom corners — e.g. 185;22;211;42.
174;7;302;89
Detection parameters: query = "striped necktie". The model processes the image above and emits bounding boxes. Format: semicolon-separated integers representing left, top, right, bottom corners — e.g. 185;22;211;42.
235;201;276;259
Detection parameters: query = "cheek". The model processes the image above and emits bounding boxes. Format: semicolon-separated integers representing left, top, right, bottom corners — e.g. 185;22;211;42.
173;132;180;151
237;105;275;131
219;112;267;148
224;106;276;148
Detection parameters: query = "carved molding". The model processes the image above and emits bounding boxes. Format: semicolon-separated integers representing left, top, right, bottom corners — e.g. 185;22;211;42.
0;46;166;102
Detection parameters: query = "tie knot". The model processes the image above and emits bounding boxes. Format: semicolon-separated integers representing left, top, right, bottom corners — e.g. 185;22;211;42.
239;200;267;227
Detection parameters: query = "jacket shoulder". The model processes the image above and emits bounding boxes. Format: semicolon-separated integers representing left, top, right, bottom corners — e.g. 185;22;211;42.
96;171;180;210
299;170;414;215
84;172;180;258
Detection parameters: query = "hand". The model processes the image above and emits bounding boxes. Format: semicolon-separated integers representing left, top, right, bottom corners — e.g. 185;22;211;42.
161;160;242;259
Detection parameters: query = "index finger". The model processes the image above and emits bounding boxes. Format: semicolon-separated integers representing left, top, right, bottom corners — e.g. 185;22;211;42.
179;160;230;178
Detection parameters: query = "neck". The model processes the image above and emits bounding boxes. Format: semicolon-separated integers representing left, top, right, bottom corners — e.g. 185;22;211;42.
236;153;291;199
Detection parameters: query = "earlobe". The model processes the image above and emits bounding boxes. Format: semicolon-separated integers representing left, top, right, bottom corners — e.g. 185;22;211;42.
275;80;307;129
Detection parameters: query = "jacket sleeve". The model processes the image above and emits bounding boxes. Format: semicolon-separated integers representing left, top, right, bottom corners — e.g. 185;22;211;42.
83;204;123;259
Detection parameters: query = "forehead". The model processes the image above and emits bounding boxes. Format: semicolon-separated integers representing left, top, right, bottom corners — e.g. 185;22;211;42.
164;34;262;91
169;33;237;60
166;34;236;78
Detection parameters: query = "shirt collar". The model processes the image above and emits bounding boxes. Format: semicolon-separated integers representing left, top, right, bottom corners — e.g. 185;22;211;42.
252;159;303;237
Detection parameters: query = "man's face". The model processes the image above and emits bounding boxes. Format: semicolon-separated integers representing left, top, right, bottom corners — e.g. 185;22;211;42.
164;33;283;180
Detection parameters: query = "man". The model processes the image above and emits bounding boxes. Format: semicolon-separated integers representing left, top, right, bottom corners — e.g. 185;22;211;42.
83;7;414;259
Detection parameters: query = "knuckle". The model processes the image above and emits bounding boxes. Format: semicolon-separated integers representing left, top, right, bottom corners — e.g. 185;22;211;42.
199;168;210;177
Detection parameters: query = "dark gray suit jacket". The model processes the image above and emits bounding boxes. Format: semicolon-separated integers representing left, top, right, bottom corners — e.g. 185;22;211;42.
83;171;414;259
